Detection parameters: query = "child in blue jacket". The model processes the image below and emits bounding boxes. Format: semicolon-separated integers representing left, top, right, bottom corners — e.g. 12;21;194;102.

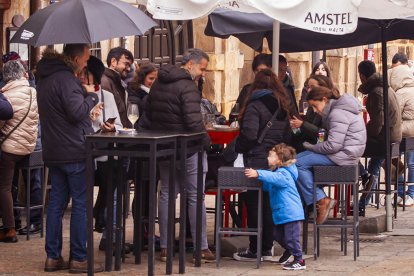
245;143;305;270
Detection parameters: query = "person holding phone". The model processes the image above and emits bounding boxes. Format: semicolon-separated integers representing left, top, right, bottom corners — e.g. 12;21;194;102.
78;56;128;253
78;56;122;133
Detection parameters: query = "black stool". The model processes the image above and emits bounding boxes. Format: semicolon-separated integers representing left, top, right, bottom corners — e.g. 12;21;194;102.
313;165;359;261
14;150;45;241
400;137;414;210
215;167;262;268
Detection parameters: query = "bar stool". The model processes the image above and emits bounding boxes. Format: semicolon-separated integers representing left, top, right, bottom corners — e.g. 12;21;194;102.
400;137;414;211
313;165;359;261
215;167;262;269
14;150;45;241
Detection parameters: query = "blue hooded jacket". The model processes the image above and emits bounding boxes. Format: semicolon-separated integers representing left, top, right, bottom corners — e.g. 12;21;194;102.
257;164;304;225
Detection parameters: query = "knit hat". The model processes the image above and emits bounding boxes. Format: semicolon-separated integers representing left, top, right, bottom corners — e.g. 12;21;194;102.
87;56;105;84
2;51;21;64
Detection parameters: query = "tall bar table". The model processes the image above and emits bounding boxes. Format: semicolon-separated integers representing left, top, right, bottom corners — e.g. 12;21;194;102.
86;131;177;276
85;131;206;276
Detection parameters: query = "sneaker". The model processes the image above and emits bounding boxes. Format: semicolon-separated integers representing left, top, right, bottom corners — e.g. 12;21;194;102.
316;197;337;225
404;195;414;207
233;248;257;262
283;259;306;270
193;248;215;263
278;250;292;264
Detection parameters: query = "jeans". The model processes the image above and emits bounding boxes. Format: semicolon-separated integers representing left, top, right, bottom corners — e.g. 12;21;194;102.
296;151;336;206
158;152;208;250
358;157;383;208
46;162;87;261
273;221;303;260
398;151;414;198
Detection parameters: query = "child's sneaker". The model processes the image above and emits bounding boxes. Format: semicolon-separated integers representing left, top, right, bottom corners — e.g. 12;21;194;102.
283;259;306;270
262;250;274;262
278;250;292;264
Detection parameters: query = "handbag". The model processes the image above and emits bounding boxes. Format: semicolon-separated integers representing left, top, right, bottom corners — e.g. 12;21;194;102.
0;89;33;146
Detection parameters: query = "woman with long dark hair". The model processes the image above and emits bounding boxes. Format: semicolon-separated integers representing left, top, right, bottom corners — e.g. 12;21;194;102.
290;74;339;152
127;63;157;116
233;69;293;262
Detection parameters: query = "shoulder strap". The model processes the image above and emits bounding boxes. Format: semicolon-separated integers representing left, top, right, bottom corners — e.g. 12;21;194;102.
257;106;281;144
0;88;33;146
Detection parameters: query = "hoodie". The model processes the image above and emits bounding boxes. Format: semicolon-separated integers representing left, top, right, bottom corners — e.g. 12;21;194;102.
305;93;367;165
36;51;98;164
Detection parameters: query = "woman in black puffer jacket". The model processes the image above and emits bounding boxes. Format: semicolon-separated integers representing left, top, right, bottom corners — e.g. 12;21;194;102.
233;69;294;261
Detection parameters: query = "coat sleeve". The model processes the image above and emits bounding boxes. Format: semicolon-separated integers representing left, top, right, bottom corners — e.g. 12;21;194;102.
306;110;350;154
0;93;13;120
235;104;260;153
366;91;384;138
257;169;289;192
60;79;98;123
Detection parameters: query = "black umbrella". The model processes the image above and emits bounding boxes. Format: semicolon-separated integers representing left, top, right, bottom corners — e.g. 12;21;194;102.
11;0;157;47
205;9;414;230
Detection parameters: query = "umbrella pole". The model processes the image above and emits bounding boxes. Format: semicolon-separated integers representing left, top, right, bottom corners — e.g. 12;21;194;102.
272;20;280;73
380;22;393;232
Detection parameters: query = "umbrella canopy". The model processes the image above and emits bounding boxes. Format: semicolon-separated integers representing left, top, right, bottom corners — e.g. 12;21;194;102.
142;0;414;35
205;9;414;52
11;0;157;47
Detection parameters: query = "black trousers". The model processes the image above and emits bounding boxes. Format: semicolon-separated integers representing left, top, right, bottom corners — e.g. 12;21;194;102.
244;190;274;253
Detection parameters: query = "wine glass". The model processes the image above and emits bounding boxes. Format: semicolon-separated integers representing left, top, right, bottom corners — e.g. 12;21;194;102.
127;103;139;129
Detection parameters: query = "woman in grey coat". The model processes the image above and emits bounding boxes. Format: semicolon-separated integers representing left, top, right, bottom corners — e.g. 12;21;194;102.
296;86;366;225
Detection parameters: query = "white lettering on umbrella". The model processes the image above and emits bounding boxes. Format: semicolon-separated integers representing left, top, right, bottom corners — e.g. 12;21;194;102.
20;30;34;40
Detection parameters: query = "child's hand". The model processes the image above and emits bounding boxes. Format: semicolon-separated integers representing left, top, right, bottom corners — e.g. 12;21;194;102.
245;168;258;178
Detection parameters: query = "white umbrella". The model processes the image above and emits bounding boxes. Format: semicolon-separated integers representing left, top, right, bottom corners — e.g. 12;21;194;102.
140;0;414;69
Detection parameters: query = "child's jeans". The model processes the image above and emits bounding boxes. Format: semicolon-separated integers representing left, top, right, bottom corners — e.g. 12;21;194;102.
273;220;303;260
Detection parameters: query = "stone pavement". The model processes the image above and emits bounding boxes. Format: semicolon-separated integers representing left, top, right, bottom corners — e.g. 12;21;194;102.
1;193;414;276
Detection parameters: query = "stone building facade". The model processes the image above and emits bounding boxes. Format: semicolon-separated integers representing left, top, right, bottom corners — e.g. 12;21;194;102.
2;1;414;116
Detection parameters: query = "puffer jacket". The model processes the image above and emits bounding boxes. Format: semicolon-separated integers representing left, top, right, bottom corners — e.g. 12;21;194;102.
258;164;304;225
1;78;38;155
389;65;414;137
358;73;401;143
144;64;210;147
305;93;366;165
235;89;292;169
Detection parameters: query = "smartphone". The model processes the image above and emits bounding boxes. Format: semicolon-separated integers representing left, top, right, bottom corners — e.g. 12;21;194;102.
105;117;117;124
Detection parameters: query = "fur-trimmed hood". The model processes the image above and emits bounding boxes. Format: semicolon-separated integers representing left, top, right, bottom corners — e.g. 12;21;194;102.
36;50;76;80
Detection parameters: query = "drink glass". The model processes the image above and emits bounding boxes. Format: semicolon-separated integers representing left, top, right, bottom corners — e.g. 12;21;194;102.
127;103;139;130
206;114;215;129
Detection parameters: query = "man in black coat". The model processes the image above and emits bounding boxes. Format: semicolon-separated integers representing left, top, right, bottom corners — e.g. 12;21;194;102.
36;44;102;273
144;48;215;262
